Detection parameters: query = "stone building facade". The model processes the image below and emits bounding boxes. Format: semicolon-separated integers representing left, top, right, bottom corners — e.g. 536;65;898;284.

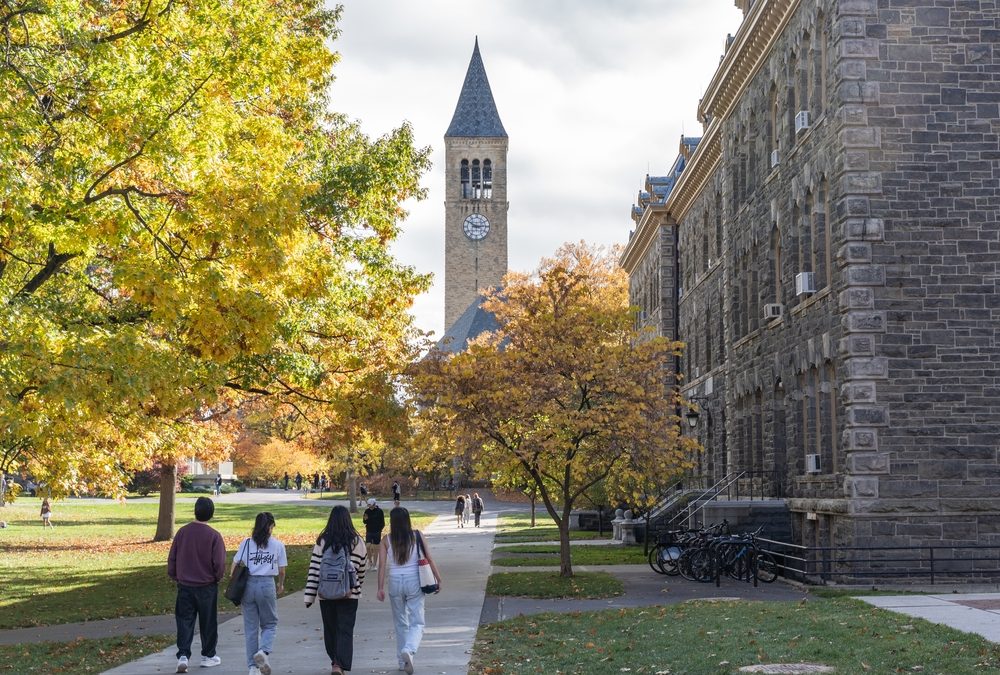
443;39;509;331
623;0;1000;571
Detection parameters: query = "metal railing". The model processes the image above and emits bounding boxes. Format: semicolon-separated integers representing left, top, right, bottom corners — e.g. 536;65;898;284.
757;537;1000;584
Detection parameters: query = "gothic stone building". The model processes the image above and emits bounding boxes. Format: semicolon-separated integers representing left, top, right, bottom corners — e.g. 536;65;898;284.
623;0;1000;572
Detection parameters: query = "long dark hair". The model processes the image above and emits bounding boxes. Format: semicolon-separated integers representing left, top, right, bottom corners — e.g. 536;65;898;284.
389;506;416;567
252;512;275;547
318;505;359;553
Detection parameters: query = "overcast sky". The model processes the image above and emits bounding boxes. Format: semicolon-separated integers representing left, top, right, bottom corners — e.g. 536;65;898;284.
330;1;745;337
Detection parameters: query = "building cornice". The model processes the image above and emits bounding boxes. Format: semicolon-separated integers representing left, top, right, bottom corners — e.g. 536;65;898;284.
664;119;722;223
699;0;801;123
620;203;669;273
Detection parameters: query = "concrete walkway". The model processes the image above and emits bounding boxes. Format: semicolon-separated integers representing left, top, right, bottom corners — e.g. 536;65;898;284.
102;508;497;675
858;593;1000;643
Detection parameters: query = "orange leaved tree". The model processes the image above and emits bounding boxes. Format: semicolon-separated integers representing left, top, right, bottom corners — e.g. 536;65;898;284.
412;242;698;577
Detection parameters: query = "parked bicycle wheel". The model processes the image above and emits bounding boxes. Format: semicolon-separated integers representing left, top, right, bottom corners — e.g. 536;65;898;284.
754;551;779;583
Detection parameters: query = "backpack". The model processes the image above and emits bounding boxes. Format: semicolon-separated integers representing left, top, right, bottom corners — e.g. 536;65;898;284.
317;539;358;600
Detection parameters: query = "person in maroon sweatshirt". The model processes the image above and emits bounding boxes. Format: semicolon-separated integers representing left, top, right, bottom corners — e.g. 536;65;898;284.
168;497;226;673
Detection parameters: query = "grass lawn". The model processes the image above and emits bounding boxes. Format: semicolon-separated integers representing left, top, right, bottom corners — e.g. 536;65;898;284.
0;497;433;629
486;572;623;599
493;544;646;567
471;597;1000;674
496;513;612;543
0;634;175;674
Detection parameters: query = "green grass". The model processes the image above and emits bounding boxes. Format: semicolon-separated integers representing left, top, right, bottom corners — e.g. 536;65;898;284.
0;497;433;629
496;513;612;543
486;572;623;599
471;597;1000;674
0;634;175;674
493;544;646;567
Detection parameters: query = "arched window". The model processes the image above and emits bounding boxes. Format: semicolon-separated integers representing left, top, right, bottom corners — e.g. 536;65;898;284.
817;13;827;118
771;223;783;304
460;159;470;198
715;191;723;258
822;360;837;473
483;159;493;199
471;159;481;198
787;52;798;147
803;31;814;117
804;190;815;279
819;177;831;289
702;211;710;272
791;202;801;276
769;84;779;166
750;240;760;332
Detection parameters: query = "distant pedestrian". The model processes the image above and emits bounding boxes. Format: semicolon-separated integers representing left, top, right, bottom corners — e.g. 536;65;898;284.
392;481;401;506
295;473;302;492
0;472;7;507
319;474;327;492
283;473;290;491
362;499;385;571
214;474;222;497
454;495;465;528
168;497;226;673
359;483;368;499
232;512;286;675
471;493;485;528
463;494;472;526
377;506;441;674
304;506;367;675
40;497;53;527
312;473;320;490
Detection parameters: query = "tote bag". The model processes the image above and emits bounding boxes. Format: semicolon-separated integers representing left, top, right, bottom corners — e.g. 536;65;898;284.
224;539;250;606
415;531;438;594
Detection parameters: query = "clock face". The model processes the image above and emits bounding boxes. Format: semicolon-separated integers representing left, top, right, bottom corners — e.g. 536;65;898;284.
463;213;490;240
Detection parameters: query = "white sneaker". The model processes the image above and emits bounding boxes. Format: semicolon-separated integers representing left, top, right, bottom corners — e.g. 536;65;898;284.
177;656;189;673
253;650;271;675
200;655;221;668
249;668;260;675
401;651;414;674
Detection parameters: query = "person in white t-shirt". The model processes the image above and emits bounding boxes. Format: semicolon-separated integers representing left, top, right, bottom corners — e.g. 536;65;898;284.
231;512;287;675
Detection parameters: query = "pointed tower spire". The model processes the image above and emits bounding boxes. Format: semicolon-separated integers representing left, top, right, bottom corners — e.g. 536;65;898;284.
445;38;507;138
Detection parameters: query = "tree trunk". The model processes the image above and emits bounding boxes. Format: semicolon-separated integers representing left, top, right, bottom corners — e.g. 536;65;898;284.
154;463;177;541
530;495;536;527
558;520;573;577
347;467;357;513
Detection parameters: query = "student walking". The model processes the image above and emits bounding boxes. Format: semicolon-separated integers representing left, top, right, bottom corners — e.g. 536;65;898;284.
362;499;385;571
392;480;401;506
168;497;226;673
463;494;472;526
304;506;367;675
232;512;287;675
471;493;485;527
214;474;223;496
40;497;53;527
454;495;465;528
377;507;442;674
295;472;302;491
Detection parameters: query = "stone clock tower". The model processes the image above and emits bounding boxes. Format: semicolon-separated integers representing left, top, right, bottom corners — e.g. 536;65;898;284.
443;38;508;331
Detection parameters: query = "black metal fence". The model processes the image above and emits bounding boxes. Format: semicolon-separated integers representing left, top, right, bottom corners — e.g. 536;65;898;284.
758;536;1000;584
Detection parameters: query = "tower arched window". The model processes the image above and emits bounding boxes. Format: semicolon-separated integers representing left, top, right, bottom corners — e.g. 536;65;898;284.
471;159;482;198
482;159;493;199
460;159;470;198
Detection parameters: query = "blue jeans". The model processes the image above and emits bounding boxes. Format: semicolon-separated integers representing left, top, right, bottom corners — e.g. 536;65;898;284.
388;573;425;662
242;576;278;667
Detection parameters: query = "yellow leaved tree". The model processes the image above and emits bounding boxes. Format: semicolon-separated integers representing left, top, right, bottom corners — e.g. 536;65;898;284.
412;242;699;577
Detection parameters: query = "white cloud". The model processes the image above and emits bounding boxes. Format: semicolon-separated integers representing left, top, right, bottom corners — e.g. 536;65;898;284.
330;0;744;336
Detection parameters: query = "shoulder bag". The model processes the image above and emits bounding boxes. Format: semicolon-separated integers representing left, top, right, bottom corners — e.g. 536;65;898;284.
415;531;439;594
224;539;250;606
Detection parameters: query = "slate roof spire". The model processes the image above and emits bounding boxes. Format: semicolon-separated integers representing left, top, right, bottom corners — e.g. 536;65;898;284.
445;37;507;138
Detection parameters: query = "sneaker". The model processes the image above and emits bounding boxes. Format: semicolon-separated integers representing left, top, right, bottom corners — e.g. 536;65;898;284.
200;655;221;668
249;668;260;675
253;650;271;675
401;651;414;674
177;656;189;673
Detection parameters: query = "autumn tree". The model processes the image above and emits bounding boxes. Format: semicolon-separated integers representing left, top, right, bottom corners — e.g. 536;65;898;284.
412;242;699;576
0;1;430;539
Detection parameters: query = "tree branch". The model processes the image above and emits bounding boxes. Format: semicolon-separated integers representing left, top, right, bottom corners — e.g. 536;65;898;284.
10;243;79;301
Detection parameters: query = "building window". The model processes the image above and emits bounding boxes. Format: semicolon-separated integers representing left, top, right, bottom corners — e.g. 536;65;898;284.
798;371;808;474
769;84;779;162
820;177;831;289
804;190;816;283
703;211;710;272
824;360;838;472
771;223;783;304
787;52;798;148
817;13;827;118
460;159;470;198
715;191;723;258
471;159;482;198
483;159;493;199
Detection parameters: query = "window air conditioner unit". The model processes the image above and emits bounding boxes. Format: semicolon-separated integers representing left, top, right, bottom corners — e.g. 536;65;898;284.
795;110;811;134
806;453;821;474
770;149;780;168
795;272;816;296
764;303;784;320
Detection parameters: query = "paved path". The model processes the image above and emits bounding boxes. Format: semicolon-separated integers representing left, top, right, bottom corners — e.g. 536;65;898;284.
101;507;497;675
858;593;1000;643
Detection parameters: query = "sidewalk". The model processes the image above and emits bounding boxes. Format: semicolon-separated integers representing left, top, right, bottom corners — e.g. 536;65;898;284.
858;593;1000;643
102;509;497;675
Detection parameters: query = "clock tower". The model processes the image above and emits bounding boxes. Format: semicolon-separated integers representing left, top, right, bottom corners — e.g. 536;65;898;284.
443;38;508;331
